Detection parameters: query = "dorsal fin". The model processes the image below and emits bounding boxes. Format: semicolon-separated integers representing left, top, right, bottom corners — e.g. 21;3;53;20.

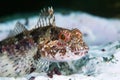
35;6;56;28
8;21;28;38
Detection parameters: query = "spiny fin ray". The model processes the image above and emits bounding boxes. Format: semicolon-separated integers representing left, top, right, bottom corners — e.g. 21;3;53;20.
8;21;28;38
36;6;56;28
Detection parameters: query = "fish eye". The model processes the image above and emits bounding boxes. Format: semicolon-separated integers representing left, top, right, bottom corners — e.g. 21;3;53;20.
59;30;71;42
59;33;66;41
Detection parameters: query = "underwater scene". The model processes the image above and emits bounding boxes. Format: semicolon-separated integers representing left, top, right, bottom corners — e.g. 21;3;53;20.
0;0;120;80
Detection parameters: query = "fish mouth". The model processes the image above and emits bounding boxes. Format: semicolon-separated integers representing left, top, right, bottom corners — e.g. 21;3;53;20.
73;50;88;56
51;47;89;62
70;44;89;56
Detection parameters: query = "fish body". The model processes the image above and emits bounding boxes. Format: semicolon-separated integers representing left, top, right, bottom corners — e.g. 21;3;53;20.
0;7;89;77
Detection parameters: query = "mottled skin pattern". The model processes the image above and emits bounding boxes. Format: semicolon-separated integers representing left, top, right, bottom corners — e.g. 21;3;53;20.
0;7;89;77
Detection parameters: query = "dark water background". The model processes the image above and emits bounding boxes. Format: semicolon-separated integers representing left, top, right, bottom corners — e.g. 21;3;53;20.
0;0;120;22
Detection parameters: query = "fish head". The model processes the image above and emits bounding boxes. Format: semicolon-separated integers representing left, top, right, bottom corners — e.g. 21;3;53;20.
38;27;89;62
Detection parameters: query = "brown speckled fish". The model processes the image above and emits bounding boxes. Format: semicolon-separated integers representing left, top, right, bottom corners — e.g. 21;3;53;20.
0;7;89;77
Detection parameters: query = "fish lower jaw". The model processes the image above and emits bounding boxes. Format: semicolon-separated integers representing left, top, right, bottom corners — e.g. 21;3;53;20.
41;50;88;62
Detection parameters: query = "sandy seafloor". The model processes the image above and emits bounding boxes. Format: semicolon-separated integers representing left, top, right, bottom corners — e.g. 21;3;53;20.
0;11;120;80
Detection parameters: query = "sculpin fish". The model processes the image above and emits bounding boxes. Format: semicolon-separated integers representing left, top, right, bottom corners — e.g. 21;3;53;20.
0;7;89;77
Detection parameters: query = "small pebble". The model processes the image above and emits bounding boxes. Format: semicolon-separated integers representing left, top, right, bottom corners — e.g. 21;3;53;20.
101;49;106;52
29;76;35;80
